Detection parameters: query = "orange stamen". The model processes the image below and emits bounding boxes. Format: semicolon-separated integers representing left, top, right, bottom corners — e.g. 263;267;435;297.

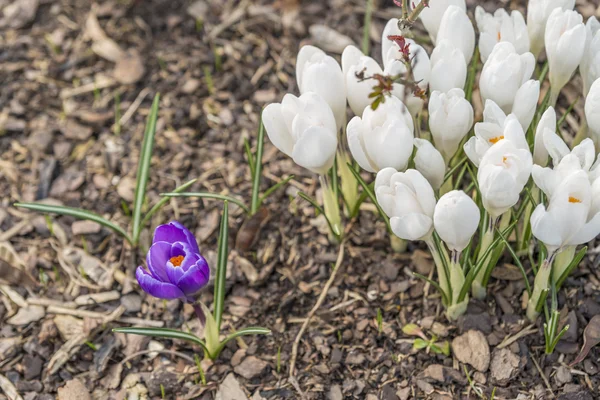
502;156;508;163
169;255;185;267
568;196;582;204
489;135;504;144
497;31;501;41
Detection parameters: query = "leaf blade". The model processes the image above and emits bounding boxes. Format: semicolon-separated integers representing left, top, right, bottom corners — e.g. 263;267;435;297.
112;327;207;352
161;192;249;214
141;178;197;228
213;201;229;330
250;119;265;215
132;94;161;245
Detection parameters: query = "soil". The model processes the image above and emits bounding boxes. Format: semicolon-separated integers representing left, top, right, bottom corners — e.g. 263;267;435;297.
1;0;600;399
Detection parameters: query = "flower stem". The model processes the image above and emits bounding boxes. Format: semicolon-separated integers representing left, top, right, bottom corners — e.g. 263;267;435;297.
552;245;575;284
193;303;206;326
526;251;558;321
425;238;450;303
472;217;498;300
337;150;359;218
446;250;468;320
319;175;343;242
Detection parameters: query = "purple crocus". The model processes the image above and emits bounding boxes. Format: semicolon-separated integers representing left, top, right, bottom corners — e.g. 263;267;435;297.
136;222;210;303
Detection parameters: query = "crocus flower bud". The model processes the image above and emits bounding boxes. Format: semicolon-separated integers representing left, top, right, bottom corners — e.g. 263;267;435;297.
429;89;474;163
433;190;480;252
545;8;586;97
296;45;346;130
342;45;384;115
346;96;414;173
580;17;600;96
414;138;446;190
437;5;476;64
375;168;436;241
477;121;533;218
464;104;529;166
532;106;557;166
585;78;600;144
429;40;467;93
136;222;210;302
417;0;467;44
475;7;530;63
263;92;338;175
527;0;575;58
382;19;431;116
479;42;537;125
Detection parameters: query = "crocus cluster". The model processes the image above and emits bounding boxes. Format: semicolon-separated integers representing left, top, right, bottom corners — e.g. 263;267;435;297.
263;0;600;324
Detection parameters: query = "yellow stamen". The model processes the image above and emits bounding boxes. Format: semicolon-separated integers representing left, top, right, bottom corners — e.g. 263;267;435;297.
497;31;501;41
169;255;185;267
502;156;508;164
568;196;582;204
489;135;504;144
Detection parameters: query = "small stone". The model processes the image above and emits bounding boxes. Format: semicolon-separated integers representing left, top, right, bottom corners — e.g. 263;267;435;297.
215;374;247;400
120;293;142;313
147;367;178;396
61;120;93;140
554;366;572;387
452;330;490;372
22;355;43;380
53;141;72;159
490;348;520;385
329;385;343;400
557;391;594;400
381;384;399;400
16;380;43;392
117;176;136;202
562;311;578;342
583;359;598;375
7;305;45;326
473;372;487;385
356;319;369;331
431;322;450;337
113;50;145;84
345;351;365;365
330;348;343;365
71;220;101;236
420;364;466;384
416;379;434;395
182;79;200;94
459;313;493;335
57;379;91;400
234;356;268;379
231;349;246;367
396;387;410;400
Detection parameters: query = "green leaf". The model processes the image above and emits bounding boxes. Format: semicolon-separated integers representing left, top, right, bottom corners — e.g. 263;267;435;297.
464;47;480;102
250;119;265;215
201;303;220;359
161;192;249;214
536;288;549;313
14;203;131;244
413;338;429;350
141;178;197;228
496;227;531;296
214;201;229;330
362;0;374;54
243;137;256;179
259;175;294;207
132;94;161;245
557;97;579;128
555;246;587;290
213;327;272;359
112;327;208;352
347;164;391;232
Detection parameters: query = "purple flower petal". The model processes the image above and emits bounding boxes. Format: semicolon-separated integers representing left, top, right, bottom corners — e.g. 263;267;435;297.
153;222;200;254
176;261;210;298
146;242;172;282
136;267;185;300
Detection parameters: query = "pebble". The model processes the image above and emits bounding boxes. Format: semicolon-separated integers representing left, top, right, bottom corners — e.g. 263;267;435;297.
71;220;101;236
345;351;365;365
234;356;269;379
120;293;142;313
57;379;91;400
329;385;343;400
231;349;246;367
215;374;247;400
554;366;573;387
451;330;490;372
459;313;493;334
113;49;145;84
490;348;520;385
61;120;93;140
22;354;43;380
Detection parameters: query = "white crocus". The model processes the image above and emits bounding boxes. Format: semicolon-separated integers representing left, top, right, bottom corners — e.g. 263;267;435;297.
585;79;600;145
263;92;338;175
475;7;530;63
417;0;466;43
296;45;346;130
342;45;384;116
478;137;533;219
428;89;474;163
382;19;432;116
429;40;468;93
479;42;538;129
375;168;436;241
433;190;480;319
464;106;528;166
532;106;557;167
580;17;600;96
545;8;586;103
437;5;476;64
346;96;414;173
527;169;600;320
434;190;480;252
414;138;446;190
527;0;575;58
